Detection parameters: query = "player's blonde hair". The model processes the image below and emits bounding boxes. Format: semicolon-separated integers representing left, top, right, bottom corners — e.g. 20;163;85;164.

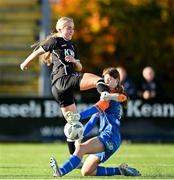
56;17;74;33
32;17;74;66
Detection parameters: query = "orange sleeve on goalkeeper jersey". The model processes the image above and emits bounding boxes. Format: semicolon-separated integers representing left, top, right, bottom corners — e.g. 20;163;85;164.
95;100;110;112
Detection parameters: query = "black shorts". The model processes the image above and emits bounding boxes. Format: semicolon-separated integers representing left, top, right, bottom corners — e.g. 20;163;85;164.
51;73;84;107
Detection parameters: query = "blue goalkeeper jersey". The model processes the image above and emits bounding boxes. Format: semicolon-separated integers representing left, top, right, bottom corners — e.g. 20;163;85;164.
95;100;122;162
80;99;122;132
99;100;121;132
80;99;122;142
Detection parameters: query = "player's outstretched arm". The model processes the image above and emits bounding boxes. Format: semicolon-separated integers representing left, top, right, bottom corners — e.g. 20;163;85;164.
80;100;109;120
83;114;99;137
20;46;45;71
101;92;127;102
65;100;109;123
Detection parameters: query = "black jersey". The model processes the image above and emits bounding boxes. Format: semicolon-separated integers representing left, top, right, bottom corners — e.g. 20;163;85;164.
41;37;80;84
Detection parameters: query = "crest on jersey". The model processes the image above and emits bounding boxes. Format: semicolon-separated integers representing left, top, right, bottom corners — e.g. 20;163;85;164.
107;141;113;150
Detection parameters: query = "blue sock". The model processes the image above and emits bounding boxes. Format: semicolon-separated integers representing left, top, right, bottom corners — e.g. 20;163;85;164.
96;166;121;176
60;155;81;176
83;115;99;137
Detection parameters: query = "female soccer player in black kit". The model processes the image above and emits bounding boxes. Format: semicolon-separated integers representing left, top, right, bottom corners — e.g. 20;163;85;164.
20;17;114;155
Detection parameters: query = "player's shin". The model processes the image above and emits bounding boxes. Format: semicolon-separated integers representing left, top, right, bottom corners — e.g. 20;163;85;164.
67;139;76;155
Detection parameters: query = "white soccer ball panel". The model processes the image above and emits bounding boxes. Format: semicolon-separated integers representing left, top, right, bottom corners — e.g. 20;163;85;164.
64;122;83;140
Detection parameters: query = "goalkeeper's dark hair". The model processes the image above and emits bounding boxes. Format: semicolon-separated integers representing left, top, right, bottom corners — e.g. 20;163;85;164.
102;67;129;109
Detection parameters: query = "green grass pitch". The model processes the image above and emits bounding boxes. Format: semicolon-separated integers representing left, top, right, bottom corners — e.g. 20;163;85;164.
0;143;174;179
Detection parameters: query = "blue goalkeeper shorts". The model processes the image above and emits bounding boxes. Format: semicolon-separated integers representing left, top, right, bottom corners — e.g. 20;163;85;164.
95;130;121;163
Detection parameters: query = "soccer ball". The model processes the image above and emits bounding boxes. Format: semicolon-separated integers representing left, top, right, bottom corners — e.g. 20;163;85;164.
64;122;84;140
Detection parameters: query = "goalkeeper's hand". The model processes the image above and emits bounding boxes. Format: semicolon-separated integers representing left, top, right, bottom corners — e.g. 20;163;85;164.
101;91;127;102
100;91;110;101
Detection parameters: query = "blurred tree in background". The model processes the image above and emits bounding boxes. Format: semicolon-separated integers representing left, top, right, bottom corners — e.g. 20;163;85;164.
51;0;174;97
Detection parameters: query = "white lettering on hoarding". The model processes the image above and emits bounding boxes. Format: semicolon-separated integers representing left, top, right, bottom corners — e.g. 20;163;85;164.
40;126;64;136
0;101;41;118
0;99;173;118
44;100;62;118
127;100;174;117
127;100;142;117
163;104;174;117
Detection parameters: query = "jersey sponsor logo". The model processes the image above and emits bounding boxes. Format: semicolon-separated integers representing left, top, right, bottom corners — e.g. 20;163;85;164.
71;45;75;50
61;44;67;47
64;49;75;57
